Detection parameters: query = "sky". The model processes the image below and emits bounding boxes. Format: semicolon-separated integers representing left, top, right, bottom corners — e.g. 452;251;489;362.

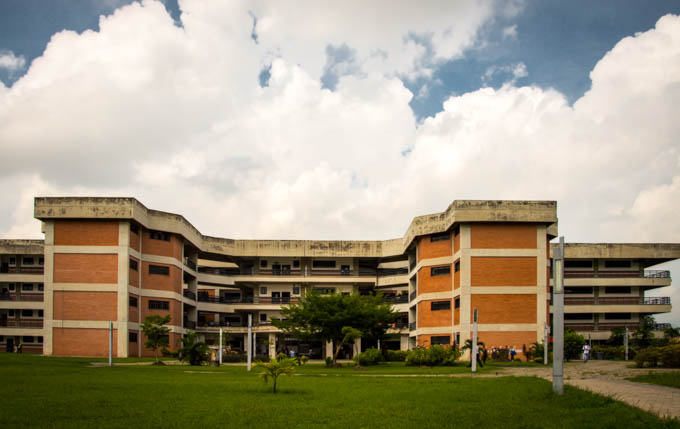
1;0;680;325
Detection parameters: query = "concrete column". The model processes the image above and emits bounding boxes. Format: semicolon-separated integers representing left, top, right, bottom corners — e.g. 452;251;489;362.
325;340;333;359
354;338;361;356
268;333;276;359
243;333;249;354
400;335;409;351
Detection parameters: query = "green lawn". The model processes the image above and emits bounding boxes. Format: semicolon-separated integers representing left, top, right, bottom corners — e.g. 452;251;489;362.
1;354;678;428
628;371;680;389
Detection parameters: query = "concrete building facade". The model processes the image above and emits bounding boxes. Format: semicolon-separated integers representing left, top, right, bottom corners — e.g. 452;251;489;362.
0;197;677;358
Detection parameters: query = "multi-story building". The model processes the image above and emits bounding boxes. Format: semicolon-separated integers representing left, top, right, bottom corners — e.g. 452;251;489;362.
0;197;676;357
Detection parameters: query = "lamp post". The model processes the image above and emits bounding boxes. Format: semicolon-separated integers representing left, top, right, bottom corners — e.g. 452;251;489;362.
247;314;253;372
471;308;478;373
552;236;565;395
544;323;549;365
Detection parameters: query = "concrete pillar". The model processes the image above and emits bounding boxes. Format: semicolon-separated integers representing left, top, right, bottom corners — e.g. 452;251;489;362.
354;338;361;356
400;335;409;351
325;340;333;359
243;333;249;354
268;333;276;359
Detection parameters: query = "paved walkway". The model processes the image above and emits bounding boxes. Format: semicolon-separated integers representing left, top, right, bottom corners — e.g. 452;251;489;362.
500;360;680;419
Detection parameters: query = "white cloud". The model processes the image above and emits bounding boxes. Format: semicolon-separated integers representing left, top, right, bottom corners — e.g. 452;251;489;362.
0;3;680;323
502;24;518;40
0;50;26;72
482;61;528;84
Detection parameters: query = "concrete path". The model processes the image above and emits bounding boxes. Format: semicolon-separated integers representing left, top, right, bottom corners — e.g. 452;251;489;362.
500;360;680;419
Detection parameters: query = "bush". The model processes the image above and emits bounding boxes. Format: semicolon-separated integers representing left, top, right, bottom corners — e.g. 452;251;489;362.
660;344;680;368
325;356;334;367
636;344;680;368
591;345;636;361
405;345;460;366
491;348;509;362
353;348;383;366
564;330;585;361
386;350;407;362
300;355;309;365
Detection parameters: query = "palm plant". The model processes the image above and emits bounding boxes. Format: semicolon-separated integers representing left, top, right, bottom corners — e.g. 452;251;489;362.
178;330;210;366
460;339;486;353
253;356;296;393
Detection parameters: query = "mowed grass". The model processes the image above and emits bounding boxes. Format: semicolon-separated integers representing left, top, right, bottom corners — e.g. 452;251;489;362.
1;354;678;429
628;371;680;389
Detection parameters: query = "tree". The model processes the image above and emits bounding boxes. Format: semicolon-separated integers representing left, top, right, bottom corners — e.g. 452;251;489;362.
606;327;625;346
342;326;362;357
141;314;171;365
564;329;585;361
178;330;210;366
632;315;656;349
272;292;397;364
664;326;680;339
253;356;296;393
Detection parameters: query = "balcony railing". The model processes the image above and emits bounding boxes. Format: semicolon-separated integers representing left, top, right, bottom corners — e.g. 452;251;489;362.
0;319;43;328
563;270;671;279
183;258;197;271
408;322;416;331
0;293;44;302
197;296;300;305
409;291;417;302
563;296;670;305
1;267;44;274
565;322;640;332
377;268;409;277
198;266;398;278
183;320;196;330
197;320;273;328
382;295;409;304
183;290;196;301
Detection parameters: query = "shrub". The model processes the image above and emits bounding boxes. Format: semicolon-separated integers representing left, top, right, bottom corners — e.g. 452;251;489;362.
405;345;460;366
300;355;309;365
386;350;407;362
660;344;680;368
564;329;585;361
353;348;383;366
325;356;334;367
591;345;636;361
491;348;509;362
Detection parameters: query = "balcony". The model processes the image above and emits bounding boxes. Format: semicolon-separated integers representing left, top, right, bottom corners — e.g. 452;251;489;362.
183;258;197;271
564;270;671;279
0;266;44;274
0;319;43;328
564;297;670;305
183;290;196;301
383;295;409;304
197;296;300;305
377;268;409;277
198;266;382;278
0;293;44;302
408;322;416;331
183;320;196;330
409;291;417;302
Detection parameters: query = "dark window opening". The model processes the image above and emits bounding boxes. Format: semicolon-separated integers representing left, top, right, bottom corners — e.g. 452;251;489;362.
604;260;632;268
260;313;267;322
431;335;450;345
260;260;267;268
605;287;632;294
430;232;450;242
129;296;138;307
293;260;300;268
129;259;138;271
23;257;34;265
454;261;460;272
293;286;300;295
21;309;33;317
149;230;170;241
565;260;593;269
454;297;460;309
130;224;139;235
565;313;592;320
149;265;169;275
604;313;632;320
129;332;138;342
312;260;336;268
431;266;451;277
149;300;169;310
431;301;451;311
260;287;267;295
565;286;593;294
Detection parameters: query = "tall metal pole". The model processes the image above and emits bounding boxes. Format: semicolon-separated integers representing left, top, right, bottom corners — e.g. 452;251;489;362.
247;314;253;372
624;327;629;361
544;324;549;365
108;320;113;367
552;236;565;395
471;309;478;373
219;327;223;366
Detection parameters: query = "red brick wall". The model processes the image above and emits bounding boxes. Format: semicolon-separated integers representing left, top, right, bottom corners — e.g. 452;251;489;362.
53;328;118;357
418;265;452;294
129;293;139;323
142;229;182;261
53;291;117;321
141;297;181;327
417;300;452;328
470;223;537;249
54;220;119;246
129;256;140;287
417;235;452;262
470;257;537;286
475;331;536;357
53;253;118;284
141;262;181;294
470;294;537;324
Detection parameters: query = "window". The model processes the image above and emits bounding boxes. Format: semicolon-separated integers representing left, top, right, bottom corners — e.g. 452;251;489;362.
21;309;33;317
431;335;450;345
454;297;460;309
9;310;15;317
148;300;169;310
38;283;44;291
129;296;138;307
565;260;593;269
431;266;451;277
149;265;169;275
130;224;139;235
9;257;16;265
565;313;592;320
38;310;43;318
260;260;267;268
604;313;631;320
22;284;33;291
39;257;44;265
293;286;300;295
453;225;460;236
565;286;593;294
37;336;43;343
0;336;3;342
129;332;138;342
293;260;300;268
604;260;632;268
430;232;450;242
454;261;460;272
23;257;34;265
312;260;336;268
260;313;267;322
315;287;335;295
129;259;138;271
22;336;34;343
260;287;267;295
431;301;451;311
8;283;15;291
149;230;170;241
605;287;632;294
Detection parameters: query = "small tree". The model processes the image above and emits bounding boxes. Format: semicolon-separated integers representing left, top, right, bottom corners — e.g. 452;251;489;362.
664;326;680;339
633;316;656;349
178;330;210;366
564;329;585;361
141;314;171;365
606;327;625;346
253;356;296;393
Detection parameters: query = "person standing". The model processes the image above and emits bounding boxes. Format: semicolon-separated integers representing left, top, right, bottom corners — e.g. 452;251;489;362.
582;344;590;363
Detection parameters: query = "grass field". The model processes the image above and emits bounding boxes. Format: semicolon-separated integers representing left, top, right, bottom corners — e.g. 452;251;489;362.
1;354;678;428
628;371;680;389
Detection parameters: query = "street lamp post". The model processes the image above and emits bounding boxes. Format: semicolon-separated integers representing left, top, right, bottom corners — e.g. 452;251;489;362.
552;236;565;395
